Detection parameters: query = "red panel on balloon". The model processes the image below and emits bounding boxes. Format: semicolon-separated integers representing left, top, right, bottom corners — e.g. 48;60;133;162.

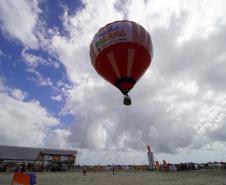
95;42;151;93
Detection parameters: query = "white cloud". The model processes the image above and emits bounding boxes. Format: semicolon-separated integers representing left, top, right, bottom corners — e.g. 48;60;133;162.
21;48;60;69
0;79;59;147
21;48;46;67
125;0;226;44
45;129;72;149
51;94;62;102
10;89;28;101
51;0;123;83
54;62;60;68
1;0;226;164
26;68;53;87
47;0;226;163
0;49;11;59
21;48;46;68
0;50;6;57
0;0;40;48
177;0;226;44
77;148;149;165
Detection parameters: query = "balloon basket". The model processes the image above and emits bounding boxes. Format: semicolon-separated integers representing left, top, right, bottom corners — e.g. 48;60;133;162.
123;94;131;106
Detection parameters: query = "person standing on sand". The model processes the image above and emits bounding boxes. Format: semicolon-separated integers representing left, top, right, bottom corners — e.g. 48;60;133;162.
112;167;115;175
21;163;26;172
112;165;115;175
83;167;86;176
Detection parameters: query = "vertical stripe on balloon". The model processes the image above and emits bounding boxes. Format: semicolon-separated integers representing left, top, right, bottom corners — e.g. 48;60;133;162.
139;26;146;47
106;52;121;78
127;48;135;76
132;23;140;43
146;33;151;56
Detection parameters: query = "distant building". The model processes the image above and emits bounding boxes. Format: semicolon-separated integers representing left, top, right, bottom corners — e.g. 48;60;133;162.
39;148;76;163
0;145;77;164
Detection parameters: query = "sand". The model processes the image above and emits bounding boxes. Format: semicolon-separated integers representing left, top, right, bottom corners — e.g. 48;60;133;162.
1;170;226;185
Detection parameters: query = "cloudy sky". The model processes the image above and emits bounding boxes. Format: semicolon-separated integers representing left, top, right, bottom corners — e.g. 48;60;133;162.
0;0;226;165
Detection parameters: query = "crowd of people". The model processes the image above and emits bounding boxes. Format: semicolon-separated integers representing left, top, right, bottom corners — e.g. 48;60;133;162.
156;162;226;172
0;161;225;173
0;161;74;172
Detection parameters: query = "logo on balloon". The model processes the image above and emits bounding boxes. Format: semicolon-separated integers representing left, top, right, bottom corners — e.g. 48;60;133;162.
95;27;127;50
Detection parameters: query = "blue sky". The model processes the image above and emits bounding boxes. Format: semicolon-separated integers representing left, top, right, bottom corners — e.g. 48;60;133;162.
0;0;226;165
0;0;79;123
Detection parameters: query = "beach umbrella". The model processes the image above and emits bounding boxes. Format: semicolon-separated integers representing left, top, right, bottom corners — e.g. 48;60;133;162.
90;20;153;105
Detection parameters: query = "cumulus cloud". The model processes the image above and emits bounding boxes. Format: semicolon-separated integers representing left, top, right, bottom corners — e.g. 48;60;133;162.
0;0;40;48
21;48;46;68
51;0;123;83
21;47;60;69
26;67;53;87
46;0;226;163
0;79;60;147
125;0;226;42
1;0;226;164
45;129;72;149
51;94;63;102
10;89;28;101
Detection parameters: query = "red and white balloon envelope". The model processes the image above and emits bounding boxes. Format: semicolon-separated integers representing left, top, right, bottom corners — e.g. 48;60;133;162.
90;20;153;105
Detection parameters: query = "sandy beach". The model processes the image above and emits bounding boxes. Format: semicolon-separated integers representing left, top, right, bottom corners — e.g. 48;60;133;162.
1;169;226;185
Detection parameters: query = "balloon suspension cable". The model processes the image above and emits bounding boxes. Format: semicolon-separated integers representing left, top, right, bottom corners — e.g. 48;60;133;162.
123;94;131;106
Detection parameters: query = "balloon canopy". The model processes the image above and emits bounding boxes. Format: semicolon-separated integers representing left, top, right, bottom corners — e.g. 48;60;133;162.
90;20;153;105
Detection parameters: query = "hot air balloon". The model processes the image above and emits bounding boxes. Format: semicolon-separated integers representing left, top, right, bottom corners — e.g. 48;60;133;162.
90;20;153;105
